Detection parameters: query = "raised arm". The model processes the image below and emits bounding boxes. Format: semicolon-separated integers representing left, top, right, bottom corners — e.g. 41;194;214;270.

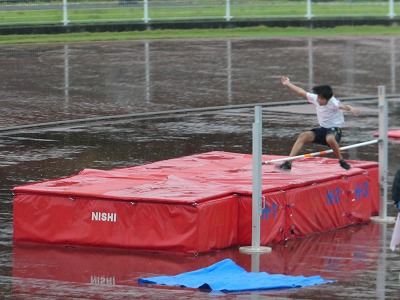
281;76;307;99
339;104;360;116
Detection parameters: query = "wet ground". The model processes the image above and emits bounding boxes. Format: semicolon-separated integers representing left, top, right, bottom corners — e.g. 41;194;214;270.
1;36;400;299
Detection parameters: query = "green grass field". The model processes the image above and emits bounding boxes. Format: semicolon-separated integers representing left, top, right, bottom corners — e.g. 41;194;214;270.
0;1;398;25
1;25;400;45
1;0;400;45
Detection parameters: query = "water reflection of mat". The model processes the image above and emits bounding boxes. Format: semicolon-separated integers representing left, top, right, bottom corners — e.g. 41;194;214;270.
12;223;380;292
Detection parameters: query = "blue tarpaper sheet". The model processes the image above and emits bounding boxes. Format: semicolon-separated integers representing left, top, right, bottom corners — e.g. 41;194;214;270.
138;258;334;293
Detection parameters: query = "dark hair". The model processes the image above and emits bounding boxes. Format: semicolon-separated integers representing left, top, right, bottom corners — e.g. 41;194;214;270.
312;85;333;101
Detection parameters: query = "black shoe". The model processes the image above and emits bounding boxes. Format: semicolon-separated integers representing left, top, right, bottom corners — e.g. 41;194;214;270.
339;159;351;170
276;161;292;171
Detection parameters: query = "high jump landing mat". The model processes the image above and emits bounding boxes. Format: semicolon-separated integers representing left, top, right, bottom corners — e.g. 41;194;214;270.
12;151;379;254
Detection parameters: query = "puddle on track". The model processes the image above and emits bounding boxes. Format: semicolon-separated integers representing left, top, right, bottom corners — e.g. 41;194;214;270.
1;37;400;299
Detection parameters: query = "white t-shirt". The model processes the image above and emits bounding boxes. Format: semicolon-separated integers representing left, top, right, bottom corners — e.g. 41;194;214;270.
306;92;345;128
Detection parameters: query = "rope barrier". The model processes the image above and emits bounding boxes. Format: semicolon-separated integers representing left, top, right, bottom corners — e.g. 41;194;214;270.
262;139;380;165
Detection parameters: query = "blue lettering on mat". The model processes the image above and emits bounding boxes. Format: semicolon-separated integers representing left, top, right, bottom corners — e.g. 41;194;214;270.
327;181;370;205
355;181;369;200
327;187;341;205
261;202;277;220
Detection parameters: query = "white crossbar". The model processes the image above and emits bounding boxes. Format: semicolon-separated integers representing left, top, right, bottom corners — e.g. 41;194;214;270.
262;139;380;165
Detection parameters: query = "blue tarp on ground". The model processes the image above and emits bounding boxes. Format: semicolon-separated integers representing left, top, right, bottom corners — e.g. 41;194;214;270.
138;258;334;293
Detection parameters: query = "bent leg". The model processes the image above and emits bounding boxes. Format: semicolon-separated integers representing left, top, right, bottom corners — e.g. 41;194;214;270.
277;131;316;171
326;134;351;170
289;131;315;156
325;134;343;160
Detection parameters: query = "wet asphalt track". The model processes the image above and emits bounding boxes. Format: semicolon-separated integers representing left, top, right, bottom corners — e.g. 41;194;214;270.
1;36;400;299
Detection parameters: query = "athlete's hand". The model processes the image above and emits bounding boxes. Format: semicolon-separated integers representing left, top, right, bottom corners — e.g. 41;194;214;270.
340;105;360;117
281;76;290;86
349;106;360;117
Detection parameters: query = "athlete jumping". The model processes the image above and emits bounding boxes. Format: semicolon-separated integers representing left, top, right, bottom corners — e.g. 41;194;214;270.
277;76;359;171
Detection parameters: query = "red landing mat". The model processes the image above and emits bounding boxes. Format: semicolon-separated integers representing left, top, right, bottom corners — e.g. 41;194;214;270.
13;151;379;253
374;129;400;139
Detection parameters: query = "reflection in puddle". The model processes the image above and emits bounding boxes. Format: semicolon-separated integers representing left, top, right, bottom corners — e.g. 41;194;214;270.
11;223;384;298
2;37;400;299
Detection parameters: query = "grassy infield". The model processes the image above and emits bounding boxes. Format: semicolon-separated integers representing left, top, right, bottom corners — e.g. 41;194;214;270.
2;25;400;45
1;1;400;44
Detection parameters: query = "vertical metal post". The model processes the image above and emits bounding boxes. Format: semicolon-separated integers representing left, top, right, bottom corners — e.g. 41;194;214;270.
251;106;262;249
376;224;388;300
371;86;394;224
225;0;232;21
251;253;260;273
239;106;271;254
389;0;395;19
390;37;396;94
226;39;232;104
62;0;69;26
308;37;313;91
375;87;391;300
143;0;150;23
378;86;388;220
306;0;313;20
145;42;151;103
63;45;69;109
